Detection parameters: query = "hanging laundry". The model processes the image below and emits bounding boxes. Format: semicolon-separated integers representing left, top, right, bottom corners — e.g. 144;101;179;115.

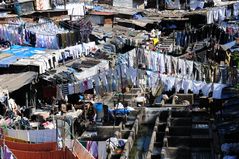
56;3;85;16
98;141;107;159
226;7;232;19
185;60;194;79
87;141;98;159
158;54;165;73
3;145;16;159
207;9;214;24
218;7;226;21
213;83;227;99
233;3;239;17
182;79;193;94
201;83;212;96
3;140;57;152
11;149;65;159
178;59;186;77
192;81;205;94
7;129;29;141
165;55;172;74
213;8;219;22
190;0;204;10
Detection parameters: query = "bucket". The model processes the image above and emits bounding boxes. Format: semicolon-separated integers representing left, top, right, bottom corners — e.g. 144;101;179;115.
94;102;104;119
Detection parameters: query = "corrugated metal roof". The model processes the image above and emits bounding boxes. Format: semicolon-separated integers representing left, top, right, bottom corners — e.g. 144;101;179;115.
0;71;37;92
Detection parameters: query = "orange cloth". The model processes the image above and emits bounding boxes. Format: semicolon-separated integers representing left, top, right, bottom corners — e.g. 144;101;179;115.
0;136;28;147
5;136;29;143
5;140;57;152
11;149;65;159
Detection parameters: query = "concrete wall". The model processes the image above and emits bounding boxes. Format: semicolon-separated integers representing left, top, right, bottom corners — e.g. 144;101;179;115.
146;117;160;159
142;107;170;124
120;111;143;159
145;110;212;159
97;122;123;139
113;0;133;8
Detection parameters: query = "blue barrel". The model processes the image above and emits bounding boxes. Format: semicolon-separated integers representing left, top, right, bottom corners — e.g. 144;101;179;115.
94;102;104;119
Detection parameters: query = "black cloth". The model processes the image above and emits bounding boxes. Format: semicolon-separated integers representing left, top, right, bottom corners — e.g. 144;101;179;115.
29;32;36;47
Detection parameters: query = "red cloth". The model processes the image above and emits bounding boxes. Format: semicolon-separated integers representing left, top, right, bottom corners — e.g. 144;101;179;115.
11;149;65;159
5;140;57;152
11;148;78;159
1;138;78;159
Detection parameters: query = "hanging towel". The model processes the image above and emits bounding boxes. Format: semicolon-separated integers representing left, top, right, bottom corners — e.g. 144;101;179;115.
213;83;227;99
213;8;219;22
201;83;212;96
218;7;226;21
182;79;193;94
192;81;205;94
98;141;107;159
207;9;214;24
174;77;183;92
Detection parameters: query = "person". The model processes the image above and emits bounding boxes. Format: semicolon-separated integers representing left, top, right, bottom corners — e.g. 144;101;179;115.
60;102;67;115
135;93;146;107
146;89;155;105
86;102;96;122
51;96;57;114
161;93;178;105
0;102;6;116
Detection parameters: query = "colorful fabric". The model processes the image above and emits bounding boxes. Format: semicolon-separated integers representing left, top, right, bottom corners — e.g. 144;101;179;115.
4;140;57;152
11;149;65;159
3;145;16;159
72;140;95;159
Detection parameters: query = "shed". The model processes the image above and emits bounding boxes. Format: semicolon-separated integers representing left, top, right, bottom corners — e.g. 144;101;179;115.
89;11;114;25
0;71;37;93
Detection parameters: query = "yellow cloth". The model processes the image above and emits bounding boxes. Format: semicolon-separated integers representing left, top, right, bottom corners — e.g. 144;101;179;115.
152;38;159;46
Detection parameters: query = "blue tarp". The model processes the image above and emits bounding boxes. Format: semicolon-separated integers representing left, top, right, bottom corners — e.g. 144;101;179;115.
109;108;131;115
93;5;104;11
0;56;20;67
0;45;46;67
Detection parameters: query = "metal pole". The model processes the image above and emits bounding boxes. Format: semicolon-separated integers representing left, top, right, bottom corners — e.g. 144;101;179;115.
119;65;125;103
55;117;58;149
63;117;66;149
156;0;159;10
64;0;66;10
26;92;28;108
173;30;175;53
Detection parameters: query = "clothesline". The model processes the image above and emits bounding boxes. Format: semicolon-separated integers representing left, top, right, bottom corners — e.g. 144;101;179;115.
115;48;231;99
56;58;227;99
121;48;236;85
207;2;239;24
